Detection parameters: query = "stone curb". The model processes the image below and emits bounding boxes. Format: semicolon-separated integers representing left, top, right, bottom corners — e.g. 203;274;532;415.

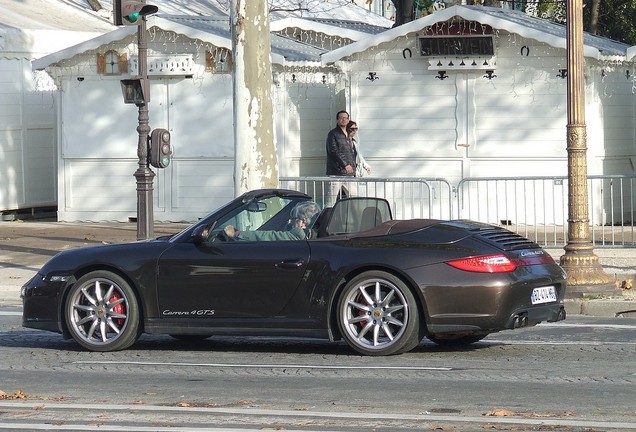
564;298;636;318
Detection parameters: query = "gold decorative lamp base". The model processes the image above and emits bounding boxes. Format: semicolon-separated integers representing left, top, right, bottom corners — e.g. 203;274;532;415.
560;249;619;298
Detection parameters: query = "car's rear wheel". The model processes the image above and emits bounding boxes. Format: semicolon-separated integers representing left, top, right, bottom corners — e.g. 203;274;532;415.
337;271;421;356
65;271;140;352
426;334;487;346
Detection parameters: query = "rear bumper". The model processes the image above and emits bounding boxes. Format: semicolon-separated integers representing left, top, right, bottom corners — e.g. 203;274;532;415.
426;302;566;335
505;303;566;329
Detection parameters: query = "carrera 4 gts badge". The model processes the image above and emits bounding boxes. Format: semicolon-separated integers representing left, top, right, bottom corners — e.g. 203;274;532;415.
162;309;215;316
520;250;544;257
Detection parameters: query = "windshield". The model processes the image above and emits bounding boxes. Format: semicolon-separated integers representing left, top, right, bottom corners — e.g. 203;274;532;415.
170;194;318;243
217;196;301;233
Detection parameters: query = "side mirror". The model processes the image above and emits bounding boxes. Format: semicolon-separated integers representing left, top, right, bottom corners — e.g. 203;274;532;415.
191;224;211;245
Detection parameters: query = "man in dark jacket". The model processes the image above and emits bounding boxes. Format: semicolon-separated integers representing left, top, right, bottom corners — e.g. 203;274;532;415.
325;110;357;176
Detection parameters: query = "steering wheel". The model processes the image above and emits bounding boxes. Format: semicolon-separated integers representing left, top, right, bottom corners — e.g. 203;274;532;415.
215;229;238;242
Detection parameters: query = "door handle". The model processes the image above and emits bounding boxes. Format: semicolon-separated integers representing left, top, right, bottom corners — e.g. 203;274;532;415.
276;259;304;270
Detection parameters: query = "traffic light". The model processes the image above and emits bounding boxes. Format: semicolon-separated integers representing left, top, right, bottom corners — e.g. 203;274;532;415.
114;0;158;26
149;129;172;168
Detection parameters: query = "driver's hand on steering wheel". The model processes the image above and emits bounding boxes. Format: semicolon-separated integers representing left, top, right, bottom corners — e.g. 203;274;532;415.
224;224;239;238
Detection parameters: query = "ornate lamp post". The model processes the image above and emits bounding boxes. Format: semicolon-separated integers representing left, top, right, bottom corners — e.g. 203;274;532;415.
133;17;154;240
559;0;616;296
114;0;158;240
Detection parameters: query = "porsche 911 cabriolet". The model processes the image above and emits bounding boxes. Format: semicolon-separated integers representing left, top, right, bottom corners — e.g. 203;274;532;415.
22;189;567;356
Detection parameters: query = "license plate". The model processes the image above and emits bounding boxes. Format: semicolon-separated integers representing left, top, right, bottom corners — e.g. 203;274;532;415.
531;286;557;304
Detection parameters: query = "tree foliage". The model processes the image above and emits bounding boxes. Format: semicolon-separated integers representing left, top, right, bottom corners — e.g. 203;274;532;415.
582;0;636;44
389;0;636;45
525;0;636;44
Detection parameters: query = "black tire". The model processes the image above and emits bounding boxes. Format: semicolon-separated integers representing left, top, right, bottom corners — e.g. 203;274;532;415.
337;271;421;356
64;270;141;352
426;334;487;347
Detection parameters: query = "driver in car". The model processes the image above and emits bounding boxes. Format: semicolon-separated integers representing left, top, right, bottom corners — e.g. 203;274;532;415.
223;201;321;241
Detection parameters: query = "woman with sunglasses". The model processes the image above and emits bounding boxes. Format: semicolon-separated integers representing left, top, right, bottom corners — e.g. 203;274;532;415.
346;121;372;177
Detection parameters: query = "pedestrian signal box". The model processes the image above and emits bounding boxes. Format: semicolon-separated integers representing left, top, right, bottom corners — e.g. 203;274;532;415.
120;78;148;105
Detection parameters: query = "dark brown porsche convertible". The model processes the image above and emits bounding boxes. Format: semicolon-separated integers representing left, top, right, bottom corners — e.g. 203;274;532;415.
22;189;566;356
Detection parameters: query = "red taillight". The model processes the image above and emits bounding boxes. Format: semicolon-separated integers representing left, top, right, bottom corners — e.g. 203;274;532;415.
515;255;556;266
446;254;517;273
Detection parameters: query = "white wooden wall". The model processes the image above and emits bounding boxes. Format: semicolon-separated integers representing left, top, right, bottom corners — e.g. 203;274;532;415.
57;74;235;222
346;33;635;183
0;59;56;213
43;27;636;223
276;79;341;177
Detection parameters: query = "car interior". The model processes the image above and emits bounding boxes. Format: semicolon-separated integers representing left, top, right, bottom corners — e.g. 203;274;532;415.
205;196;393;242
312;197;392;237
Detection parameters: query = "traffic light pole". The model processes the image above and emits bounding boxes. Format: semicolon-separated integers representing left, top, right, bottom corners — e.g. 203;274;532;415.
133;17;155;240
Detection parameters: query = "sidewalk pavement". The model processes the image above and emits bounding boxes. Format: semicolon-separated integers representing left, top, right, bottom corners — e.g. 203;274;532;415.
1;220;635;317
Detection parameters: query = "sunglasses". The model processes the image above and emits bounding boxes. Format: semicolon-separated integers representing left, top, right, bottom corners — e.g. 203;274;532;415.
349;128;358;131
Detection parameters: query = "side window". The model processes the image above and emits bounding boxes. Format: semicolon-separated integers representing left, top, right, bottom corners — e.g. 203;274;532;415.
218;197;294;232
205;197;322;243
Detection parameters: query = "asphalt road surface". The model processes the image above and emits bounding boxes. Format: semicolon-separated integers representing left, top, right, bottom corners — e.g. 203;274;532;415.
0;307;635;431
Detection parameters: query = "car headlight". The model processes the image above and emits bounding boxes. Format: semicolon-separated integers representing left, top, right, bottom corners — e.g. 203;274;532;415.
48;275;72;282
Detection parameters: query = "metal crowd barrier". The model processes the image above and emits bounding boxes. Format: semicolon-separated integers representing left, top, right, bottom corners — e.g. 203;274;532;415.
279;176;454;220
280;175;636;247
456;175;636;247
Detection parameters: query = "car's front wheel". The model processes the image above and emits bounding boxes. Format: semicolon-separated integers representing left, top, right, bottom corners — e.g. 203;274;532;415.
64;271;141;352
337;271;421;356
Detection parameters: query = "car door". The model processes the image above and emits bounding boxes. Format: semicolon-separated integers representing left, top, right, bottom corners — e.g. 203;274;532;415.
155;239;310;319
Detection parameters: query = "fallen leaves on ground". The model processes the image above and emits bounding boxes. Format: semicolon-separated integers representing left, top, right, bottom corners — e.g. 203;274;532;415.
619;278;636;300
483;409;574;418
483;409;515;417
0;389;27;400
43;396;68;402
173;399;256;408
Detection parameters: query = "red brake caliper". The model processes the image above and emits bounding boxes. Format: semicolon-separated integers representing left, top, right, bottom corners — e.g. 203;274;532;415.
109;293;125;327
356;293;369;329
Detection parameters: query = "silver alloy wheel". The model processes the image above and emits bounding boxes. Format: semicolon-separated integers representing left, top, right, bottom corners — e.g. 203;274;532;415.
67;275;132;349
340;276;410;353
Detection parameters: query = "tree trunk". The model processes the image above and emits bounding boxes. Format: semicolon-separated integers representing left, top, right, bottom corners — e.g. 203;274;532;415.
230;0;278;195
392;0;415;26
589;0;601;34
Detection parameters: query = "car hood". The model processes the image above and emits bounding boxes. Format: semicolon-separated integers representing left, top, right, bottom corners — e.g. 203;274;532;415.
36;239;173;276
